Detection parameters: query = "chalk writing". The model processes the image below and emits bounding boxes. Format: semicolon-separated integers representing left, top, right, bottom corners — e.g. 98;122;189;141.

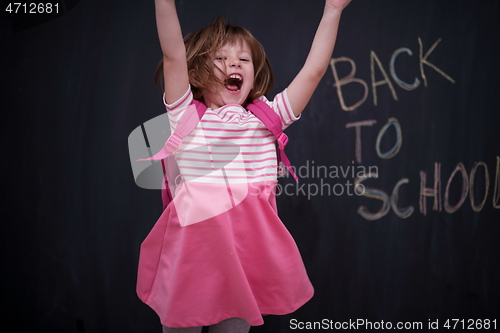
469;162;490;212
371;50;398;106
356;160;499;220
444;163;469;214
354;173;390;221
418;37;456;86
330;37;455;111
355;174;415;220
331;57;368;111
331;36;498;220
419;162;442;216
345;120;377;164
390;47;420;91
375;117;402;159
391;178;414;219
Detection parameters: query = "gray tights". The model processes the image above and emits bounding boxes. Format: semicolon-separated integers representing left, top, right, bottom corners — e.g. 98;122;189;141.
162;317;250;333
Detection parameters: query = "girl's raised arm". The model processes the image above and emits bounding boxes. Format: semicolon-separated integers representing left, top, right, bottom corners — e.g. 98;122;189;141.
286;0;351;117
155;0;189;104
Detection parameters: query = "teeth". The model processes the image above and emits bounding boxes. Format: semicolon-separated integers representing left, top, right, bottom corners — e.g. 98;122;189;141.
229;74;242;81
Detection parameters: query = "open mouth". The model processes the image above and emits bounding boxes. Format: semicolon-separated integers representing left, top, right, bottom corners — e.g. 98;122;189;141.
225;74;243;92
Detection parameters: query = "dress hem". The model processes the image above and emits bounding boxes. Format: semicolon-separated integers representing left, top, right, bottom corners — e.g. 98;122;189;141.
158;289;314;328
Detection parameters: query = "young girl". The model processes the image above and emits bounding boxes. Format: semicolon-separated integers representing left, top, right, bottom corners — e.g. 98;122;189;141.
138;0;351;332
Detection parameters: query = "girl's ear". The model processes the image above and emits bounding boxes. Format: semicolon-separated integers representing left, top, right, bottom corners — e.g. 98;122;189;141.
189;69;198;81
189;68;204;89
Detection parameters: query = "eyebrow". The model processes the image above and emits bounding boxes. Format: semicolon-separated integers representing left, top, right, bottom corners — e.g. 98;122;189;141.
217;50;252;58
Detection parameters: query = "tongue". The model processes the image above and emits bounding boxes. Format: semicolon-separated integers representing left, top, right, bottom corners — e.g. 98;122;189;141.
225;84;239;91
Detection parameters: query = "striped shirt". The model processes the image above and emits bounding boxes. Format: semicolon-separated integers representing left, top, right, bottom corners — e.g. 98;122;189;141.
165;87;300;184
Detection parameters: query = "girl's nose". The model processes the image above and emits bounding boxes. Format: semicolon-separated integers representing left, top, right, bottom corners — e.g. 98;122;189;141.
228;57;241;68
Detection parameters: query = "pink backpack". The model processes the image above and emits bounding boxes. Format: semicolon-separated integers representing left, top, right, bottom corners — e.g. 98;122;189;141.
139;99;298;210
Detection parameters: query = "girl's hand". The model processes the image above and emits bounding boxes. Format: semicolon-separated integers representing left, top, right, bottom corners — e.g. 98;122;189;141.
286;0;352;116
155;0;189;105
326;0;352;11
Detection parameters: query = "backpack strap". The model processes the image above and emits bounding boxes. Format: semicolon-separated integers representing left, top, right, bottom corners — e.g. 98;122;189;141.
247;100;298;182
137;100;207;162
136;100;207;210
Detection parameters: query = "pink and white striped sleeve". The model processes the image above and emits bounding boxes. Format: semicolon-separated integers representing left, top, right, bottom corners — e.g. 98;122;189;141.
261;89;301;131
163;86;194;131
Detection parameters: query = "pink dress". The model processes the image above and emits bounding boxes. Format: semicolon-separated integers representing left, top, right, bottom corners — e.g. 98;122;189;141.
136;87;314;328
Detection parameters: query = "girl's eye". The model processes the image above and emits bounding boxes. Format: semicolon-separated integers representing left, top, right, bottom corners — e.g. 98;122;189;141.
215;57;225;61
240;58;249;62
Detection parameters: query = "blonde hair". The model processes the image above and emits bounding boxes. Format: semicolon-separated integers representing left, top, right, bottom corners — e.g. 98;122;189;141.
154;17;274;107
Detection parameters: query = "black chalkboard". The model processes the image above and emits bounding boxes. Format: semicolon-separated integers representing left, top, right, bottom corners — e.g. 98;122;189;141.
1;0;499;332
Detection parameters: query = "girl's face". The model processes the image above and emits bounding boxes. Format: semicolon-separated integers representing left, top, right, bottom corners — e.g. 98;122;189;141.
202;41;255;109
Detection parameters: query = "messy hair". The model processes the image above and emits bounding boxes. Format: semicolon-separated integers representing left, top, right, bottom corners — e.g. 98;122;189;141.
154;17;274;107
